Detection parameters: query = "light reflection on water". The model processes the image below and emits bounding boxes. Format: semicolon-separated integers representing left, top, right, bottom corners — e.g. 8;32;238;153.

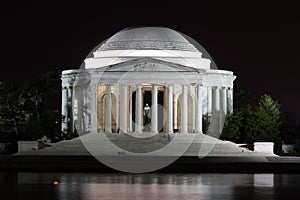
0;173;299;200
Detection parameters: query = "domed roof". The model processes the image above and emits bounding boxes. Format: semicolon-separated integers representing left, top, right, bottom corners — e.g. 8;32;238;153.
85;27;213;70
97;27;198;52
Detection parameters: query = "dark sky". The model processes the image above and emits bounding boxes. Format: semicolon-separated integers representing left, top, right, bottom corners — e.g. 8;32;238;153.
0;0;299;124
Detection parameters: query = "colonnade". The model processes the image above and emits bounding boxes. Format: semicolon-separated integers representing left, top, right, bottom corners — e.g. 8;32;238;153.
61;80;234;136
93;83;233;135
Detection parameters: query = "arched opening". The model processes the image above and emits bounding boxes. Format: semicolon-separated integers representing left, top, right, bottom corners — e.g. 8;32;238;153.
97;92;118;133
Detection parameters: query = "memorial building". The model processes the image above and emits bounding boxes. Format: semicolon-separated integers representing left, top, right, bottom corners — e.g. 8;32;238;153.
61;27;236;136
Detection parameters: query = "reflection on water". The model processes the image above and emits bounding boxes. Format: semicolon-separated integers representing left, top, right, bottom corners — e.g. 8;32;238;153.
0;173;299;200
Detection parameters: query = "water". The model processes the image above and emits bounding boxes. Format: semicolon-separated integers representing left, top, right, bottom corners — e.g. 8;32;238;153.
0;173;299;200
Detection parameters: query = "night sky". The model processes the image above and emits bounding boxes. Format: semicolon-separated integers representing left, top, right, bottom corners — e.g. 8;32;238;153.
0;1;299;124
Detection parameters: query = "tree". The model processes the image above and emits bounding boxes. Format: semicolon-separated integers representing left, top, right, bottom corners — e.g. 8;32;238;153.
27;71;60;122
0;82;31;139
221;105;256;143
221;94;282;148
253;95;282;142
23;71;61;141
0;71;61;145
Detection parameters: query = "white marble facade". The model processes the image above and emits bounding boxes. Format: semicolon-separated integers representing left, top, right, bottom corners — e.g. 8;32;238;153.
61;27;236;137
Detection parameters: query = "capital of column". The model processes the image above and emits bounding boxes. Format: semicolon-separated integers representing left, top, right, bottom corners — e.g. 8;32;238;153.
90;77;98;83
167;84;174;92
61;78;69;87
89;80;98;90
61;86;67;90
136;84;142;88
181;83;190;87
151;84;158;91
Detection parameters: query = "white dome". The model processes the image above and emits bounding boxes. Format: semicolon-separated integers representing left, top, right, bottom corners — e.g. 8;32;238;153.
97;27;198;52
84;27;211;70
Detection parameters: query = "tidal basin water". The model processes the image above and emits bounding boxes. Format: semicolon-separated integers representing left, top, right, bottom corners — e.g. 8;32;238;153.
0;173;299;200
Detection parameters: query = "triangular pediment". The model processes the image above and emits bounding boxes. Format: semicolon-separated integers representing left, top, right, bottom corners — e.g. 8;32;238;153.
100;57;200;72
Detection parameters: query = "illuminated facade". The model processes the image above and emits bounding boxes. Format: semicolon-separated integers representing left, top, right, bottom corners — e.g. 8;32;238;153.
61;27;236;136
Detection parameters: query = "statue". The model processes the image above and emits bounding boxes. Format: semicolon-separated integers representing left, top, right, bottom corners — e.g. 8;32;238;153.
143;103;151;126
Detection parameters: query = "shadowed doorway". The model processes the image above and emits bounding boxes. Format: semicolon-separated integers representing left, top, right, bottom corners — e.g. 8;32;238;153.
131;90;164;132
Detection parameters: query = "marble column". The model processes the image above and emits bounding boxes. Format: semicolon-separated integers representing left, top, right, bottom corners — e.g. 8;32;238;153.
105;83;112;133
173;96;178;130
71;88;77;133
222;87;227;115
151;84;158;133
167;84;173;134
120;84;128;133
181;84;188;133
129;85;133;132
196;84;203;133
77;86;84;134
220;87;227;130
211;86;220;137
61;86;68;134
227;88;234;114
207;86;212;115
90;81;98;133
135;84;142;133
115;92;119;133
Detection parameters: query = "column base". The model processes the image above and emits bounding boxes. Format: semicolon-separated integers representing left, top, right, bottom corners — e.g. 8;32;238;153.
119;130;128;134
180;130;188;134
89;128;97;134
135;128;142;134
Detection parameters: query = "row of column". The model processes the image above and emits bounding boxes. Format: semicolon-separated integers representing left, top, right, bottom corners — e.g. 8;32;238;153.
210;86;233;136
100;83;207;134
61;86;69;134
63;81;234;135
61;82;75;134
96;83;233;134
